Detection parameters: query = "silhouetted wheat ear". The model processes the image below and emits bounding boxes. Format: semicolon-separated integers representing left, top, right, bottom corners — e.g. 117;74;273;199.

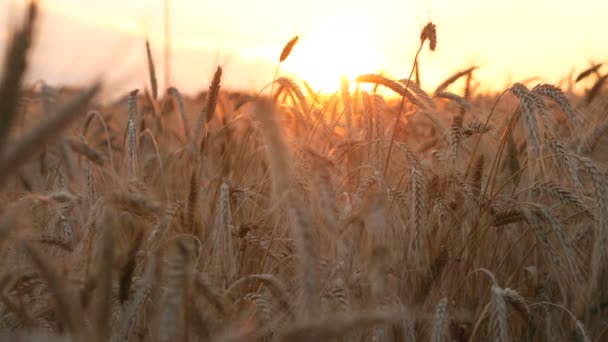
145;40;158;99
191;66;222;151
280;36;299;62
205;66;222;124
420;22;437;51
575;63;602;83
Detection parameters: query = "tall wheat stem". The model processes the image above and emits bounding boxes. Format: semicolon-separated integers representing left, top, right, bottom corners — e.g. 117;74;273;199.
383;43;423;177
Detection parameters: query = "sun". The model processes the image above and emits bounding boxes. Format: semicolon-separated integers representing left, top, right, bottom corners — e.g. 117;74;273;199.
281;14;384;92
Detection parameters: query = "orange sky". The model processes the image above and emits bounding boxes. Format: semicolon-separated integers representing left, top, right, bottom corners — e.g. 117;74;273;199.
1;0;608;98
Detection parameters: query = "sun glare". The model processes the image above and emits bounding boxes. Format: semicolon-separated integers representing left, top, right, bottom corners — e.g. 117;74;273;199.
281;14;384;93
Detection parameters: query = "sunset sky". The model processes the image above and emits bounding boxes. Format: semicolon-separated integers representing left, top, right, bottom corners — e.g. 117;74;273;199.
1;0;608;98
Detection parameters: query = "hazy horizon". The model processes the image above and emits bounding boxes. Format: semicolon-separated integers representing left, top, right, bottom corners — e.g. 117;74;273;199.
1;0;608;99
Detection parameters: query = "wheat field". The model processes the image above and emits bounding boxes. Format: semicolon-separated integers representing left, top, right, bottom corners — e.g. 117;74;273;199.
1;3;608;341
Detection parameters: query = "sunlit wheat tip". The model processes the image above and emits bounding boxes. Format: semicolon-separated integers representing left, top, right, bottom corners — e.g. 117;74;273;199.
280;35;299;62
575;63;602;83
145;40;158;99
